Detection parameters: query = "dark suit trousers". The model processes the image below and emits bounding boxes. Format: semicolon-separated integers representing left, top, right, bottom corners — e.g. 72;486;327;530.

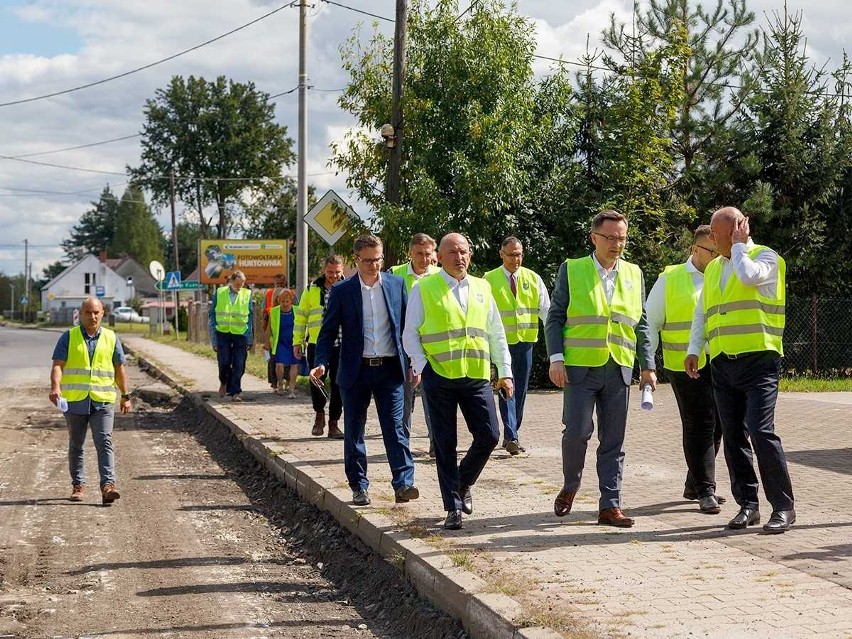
340;361;413;492
422;366;500;511
307;343;342;420
216;332;247;396
711;352;794;511
669;368;722;497
561;358;629;510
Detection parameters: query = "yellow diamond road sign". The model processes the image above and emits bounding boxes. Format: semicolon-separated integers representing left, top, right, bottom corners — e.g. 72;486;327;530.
305;190;353;246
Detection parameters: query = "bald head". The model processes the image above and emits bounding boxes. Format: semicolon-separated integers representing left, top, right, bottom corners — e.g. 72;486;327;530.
81;297;104;313
437;233;472;280
710;206;747;258
81;297;104;335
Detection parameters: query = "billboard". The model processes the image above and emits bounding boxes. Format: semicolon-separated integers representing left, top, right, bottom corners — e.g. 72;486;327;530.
199;239;289;286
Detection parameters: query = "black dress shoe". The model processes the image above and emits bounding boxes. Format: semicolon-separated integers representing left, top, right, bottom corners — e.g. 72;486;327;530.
684;487;727;504
444;509;463;530
699;494;721;514
458;485;473;515
727;507;760;529
763;509;796;534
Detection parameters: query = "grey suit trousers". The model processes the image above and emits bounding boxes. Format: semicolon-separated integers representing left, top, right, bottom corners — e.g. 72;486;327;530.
561;357;630;510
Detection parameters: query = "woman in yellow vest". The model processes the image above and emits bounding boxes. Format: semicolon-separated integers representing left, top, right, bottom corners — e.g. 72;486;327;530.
49;297;132;505
265;288;300;398
209;270;253;402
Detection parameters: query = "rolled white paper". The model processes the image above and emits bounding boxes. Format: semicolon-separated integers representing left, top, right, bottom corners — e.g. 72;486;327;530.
640;384;654;411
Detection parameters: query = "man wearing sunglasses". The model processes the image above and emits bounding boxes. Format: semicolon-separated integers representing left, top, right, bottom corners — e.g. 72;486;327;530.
646;225;725;514
310;235;417;507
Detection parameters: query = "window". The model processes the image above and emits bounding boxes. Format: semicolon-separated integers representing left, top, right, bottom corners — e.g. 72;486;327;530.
84;272;96;294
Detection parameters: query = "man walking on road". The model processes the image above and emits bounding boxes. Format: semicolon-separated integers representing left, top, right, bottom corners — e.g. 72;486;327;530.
403;233;513;530
545;210;656;528
49;297;132;505
390;233;440;456
209;270;253;402
484;236;550;455
646;225;725;514
686;207;795;533
294;256;345;439
311;235;417;507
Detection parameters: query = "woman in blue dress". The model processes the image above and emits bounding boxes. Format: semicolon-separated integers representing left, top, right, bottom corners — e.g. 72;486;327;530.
265;289;300;397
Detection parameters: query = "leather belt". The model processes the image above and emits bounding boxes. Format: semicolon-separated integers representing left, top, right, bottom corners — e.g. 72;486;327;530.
362;356;395;367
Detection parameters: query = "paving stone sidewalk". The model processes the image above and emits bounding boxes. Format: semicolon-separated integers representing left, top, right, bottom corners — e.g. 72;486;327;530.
123;335;852;639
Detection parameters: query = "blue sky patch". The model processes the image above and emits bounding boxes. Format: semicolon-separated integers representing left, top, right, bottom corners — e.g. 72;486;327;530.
0;4;81;57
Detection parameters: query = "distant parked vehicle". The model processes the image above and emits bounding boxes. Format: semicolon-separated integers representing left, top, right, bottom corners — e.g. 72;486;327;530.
112;306;150;323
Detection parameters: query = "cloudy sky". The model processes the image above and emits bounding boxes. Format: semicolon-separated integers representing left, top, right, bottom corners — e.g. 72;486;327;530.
0;0;848;280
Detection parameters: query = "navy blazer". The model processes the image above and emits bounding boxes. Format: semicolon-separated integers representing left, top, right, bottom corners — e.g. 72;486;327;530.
313;273;408;389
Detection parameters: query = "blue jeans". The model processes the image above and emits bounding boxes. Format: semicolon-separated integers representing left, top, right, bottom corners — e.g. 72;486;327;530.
66;407;116;487
498;341;533;442
341;361;413;491
216;332;248;396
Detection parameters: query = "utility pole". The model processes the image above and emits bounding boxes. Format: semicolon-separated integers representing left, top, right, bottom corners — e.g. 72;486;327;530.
23;239;28;321
295;0;309;295
170;171;180;272
387;0;408;206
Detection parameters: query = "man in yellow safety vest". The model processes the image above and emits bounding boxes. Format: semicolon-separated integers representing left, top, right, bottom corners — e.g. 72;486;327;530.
209;270;254;403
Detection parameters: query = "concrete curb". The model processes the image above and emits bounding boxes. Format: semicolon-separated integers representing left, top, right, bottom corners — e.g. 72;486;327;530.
127;346;562;639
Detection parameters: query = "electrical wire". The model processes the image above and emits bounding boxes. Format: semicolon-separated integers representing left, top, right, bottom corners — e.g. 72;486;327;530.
0;2;298;108
320;0;393;23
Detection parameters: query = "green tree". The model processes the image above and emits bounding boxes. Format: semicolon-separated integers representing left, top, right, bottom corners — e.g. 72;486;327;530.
36;260;67;290
332;0;538;265
130;75;295;239
165;221;202;278
60;186;119;261
111;184;166;267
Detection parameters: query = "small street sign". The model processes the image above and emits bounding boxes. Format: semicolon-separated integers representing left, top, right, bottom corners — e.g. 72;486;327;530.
95;286;105;298
155;280;204;291
305;190;354;246
165;271;182;290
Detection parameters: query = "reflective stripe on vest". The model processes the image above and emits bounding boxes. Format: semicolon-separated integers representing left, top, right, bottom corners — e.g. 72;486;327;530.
390;263;440;293
293;285;325;345
417;274;492;380
215;287;251;335
484;266;541;344
661;263;706;371
562;256;642;368
703;245;786;358
61;327;117;403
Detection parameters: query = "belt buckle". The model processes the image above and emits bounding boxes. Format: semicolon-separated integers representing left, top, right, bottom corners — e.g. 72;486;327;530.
724;352;738;360
367;357;382;367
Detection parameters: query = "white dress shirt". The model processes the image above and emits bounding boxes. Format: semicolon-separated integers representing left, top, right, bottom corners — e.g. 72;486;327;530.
500;265;551;321
402;269;512;378
646;256;707;356
687;240;780;356
359;273;396;358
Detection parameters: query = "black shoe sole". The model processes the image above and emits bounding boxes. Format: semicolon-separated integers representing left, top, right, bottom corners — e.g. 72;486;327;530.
727;517;760;530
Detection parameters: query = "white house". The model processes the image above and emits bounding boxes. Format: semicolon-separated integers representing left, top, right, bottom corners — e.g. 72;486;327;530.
41;253;137;318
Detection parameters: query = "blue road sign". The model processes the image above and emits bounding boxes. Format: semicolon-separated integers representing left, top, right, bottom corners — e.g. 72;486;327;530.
165;271;182;290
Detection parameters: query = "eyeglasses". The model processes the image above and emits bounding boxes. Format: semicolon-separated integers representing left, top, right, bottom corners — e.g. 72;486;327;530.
694;245;718;257
357;255;384;265
593;232;628;244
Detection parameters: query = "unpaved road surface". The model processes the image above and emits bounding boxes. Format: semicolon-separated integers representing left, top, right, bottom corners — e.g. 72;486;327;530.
0;326;464;639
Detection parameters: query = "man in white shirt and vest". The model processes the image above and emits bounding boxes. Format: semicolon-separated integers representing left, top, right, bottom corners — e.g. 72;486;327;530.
545;210;656;528
686;207;795;533
208;270;254;402
49;297;132;505
484;236;551;455
390;233;441;456
646;225;725;514
311;235;417;506
403;233;514;530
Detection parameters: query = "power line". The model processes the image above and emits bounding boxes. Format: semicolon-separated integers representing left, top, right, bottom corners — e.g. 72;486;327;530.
320;0;393;23
0;2;297;108
5;135;142;159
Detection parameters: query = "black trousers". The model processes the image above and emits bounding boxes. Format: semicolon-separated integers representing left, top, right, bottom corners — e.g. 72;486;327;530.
669;368;722;498
421;366;499;512
307;342;342;421
711;352;794;511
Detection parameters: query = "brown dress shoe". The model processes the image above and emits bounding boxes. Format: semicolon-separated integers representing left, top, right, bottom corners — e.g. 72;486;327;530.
597;507;634;527
70;484;84;502
101;483;121;506
327;420;344;439
554;488;576;517
311;412;325;436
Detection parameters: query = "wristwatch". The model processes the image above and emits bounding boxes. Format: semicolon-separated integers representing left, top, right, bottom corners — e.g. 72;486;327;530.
121;394;132;401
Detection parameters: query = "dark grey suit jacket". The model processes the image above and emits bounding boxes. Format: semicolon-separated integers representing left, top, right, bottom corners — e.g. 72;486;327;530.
544;257;655;386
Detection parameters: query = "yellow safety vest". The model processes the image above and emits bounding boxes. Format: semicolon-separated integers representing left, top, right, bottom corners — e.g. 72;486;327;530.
293;285;325;345
417;273;492;380
389;263;440;293
61;327;117;403
484;266;541;344
703;245;785;358
661;263;706;371
562;256;643;368
215;286;251;335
